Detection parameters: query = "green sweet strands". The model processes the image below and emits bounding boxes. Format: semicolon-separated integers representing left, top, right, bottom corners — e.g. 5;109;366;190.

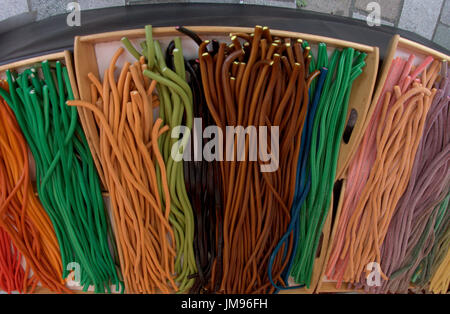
411;194;449;291
290;45;367;287
122;25;197;292
1;62;122;293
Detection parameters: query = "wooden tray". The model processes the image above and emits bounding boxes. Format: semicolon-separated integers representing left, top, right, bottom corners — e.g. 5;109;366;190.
74;26;379;294
0;51;79;96
317;35;450;294
75;26;378;182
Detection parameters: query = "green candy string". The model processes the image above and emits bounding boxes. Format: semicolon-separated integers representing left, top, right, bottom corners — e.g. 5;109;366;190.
291;45;366;288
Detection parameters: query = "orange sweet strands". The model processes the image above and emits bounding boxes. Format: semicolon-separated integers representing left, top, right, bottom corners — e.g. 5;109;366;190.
325;58;408;286
0;82;69;293
0;227;26;294
67;47;177;293
325;56;439;289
